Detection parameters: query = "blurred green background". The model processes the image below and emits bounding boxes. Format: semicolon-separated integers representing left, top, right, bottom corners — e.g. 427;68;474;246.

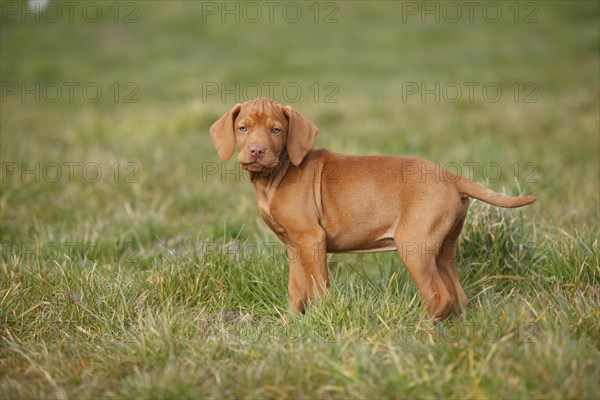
2;0;598;243
1;1;598;398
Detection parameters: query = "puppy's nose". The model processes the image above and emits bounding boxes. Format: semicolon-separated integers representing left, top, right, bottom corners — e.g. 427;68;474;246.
248;144;266;158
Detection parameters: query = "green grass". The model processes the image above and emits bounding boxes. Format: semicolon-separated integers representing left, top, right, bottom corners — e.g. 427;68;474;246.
1;1;599;398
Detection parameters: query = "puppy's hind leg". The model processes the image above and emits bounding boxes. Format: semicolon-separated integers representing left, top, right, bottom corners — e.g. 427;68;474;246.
394;225;453;319
436;202;469;316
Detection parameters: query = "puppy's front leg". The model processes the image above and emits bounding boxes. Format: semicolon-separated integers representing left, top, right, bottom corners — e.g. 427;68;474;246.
286;235;329;314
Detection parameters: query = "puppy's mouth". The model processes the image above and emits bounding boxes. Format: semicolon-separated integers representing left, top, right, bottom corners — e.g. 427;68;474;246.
240;159;280;173
240;161;265;172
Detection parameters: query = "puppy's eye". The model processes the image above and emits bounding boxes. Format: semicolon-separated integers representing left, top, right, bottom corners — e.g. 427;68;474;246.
271;127;281;134
238;126;248;133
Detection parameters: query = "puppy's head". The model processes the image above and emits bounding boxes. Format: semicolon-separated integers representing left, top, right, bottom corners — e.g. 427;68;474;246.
210;98;318;173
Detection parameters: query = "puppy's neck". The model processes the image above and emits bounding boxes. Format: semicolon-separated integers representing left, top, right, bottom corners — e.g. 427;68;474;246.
248;152;292;210
248;152;291;186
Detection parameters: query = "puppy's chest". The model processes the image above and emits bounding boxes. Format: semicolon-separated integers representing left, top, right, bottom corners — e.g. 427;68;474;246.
255;191;286;237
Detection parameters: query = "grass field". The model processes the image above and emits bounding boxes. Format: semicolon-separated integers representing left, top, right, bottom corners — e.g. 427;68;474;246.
1;1;599;398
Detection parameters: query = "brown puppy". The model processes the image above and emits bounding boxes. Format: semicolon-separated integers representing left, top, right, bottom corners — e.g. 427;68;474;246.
210;98;535;318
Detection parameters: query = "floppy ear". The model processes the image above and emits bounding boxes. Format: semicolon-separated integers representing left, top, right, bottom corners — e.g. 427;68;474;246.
282;105;319;166
210;103;242;161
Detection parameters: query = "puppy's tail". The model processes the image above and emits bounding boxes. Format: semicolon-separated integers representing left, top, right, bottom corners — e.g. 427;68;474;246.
457;178;536;208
